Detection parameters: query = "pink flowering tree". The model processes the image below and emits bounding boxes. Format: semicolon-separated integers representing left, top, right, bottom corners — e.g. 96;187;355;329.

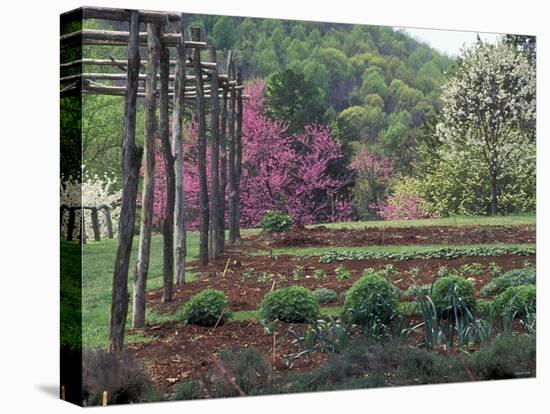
148;80;352;229
378;176;435;220
349;147;395;218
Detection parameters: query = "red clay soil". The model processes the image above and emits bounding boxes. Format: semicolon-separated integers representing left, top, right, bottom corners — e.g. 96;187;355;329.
148;254;535;314
127;320;327;394
253;225;535;249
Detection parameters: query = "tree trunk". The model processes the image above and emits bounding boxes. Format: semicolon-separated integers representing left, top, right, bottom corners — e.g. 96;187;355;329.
132;23;160;329
209;45;221;258
228;64;237;244
109;10;142;352
219;86;228;252
192;27;209;266
234;68;243;240
490;172;498;216
159;41;174;302
172;15;186;284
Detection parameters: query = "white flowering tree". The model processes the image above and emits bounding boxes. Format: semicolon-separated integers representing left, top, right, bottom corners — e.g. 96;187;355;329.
437;39;536;215
60;171;122;240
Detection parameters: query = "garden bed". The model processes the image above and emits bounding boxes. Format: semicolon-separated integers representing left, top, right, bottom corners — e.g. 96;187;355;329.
254;224;535;248
127;320;328;393
147;253;535;314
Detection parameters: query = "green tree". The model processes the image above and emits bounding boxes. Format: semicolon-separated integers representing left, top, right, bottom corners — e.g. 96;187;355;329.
212;16;236;49
266;69;325;133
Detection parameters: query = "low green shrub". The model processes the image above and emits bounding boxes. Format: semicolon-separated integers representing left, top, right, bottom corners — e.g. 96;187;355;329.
217;347;270;394
493;285;536;318
335;265;351;280
342;270;399;330
82;350;152;406
469;334;536;380
475;299;494;319
260;286;319;323
313;269;327;281
259;211;292;232
312;288;338;304
395;347;464;385
403;284;431;298
179;289;231;327
480;268;536;296
431;275;476;318
171;380;203;401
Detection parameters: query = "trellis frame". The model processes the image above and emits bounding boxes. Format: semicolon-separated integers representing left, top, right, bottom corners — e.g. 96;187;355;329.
60;6;245;352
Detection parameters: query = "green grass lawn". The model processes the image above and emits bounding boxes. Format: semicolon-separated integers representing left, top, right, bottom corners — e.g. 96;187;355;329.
309;214;535;229
64;214;534;349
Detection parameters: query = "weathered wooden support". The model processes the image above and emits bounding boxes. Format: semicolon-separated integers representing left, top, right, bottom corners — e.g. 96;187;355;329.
97;204;114;239
172;15;187;284
209;45;222;259
160;38;175;302
60;57;217;69
234;68;243;241
90;207;101;241
109;10;143;352
192;27;209;266
132;23;161;329
219;83;229;252
67;207;76;241
79;210;86;244
228;61;238;244
60;29;207;49
64;6;182;24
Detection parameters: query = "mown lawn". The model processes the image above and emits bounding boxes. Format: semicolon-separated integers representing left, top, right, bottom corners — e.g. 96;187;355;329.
310;214;535;229
63;214;534;349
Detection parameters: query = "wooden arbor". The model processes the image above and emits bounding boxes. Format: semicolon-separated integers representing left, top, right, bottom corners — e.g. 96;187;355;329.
60;7;245;351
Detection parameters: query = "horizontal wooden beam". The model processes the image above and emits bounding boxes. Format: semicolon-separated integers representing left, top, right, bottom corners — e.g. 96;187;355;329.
60;58;217;70
60;29;207;49
61;6;181;24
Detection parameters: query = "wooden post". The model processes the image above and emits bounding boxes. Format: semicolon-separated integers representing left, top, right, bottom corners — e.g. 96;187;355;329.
90;207;101;241
234;68;243;241
98;204;114;239
79;210;86;244
109;10;143;352
160;37;175;302
228;60;237;244
209;45;221;259
133;23;160;328
102;390;108;406
219;82;228;252
192;27;209;266
67;208;76;241
172;14;187;284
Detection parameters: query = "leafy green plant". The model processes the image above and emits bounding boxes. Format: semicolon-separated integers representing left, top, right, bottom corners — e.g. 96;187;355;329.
437;266;453;278
292;265;305;281
313;269;327;281
319;246;535;264
406;266;421;279
459;262;483;277
179;289;232;327
480;268;536;296
431;276;476;319
312;288;338;304
335;265;351;280
240;268;257;281
171;380;203;401
260;286;319;323
257;272;271;284
493;285;536;319
82;350;152;406
380;264;398;278
287;316;350;359
469;334;536;380
342;270;399;334
475;299;494;319
488;261;502;278
403;284;431;298
259;210;292;232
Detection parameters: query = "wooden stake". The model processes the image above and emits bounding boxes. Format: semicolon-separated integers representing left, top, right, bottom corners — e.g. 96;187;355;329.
102;390;108;406
222;258;231;278
61;385;65;400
